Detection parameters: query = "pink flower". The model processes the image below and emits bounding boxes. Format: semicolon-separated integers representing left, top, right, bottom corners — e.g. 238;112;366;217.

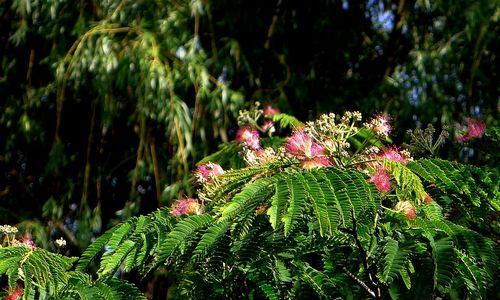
457;117;486;143
285;130;331;168
424;194;432;204
467;118;486;139
368;167;391;193
21;235;37;249
405;208;417;219
285;130;323;158
394;201;417;220
236;127;261;150
4;285;23;300
263;105;280;117
367;113;392;136
171;198;204;216
261;120;275;133
379;146;410;165
194;163;224;184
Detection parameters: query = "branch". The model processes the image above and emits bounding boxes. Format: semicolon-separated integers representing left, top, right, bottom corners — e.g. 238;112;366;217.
350;210;382;299
264;0;283;49
342;266;376;298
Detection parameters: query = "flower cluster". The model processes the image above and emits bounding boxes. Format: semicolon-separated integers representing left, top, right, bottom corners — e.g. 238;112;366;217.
368;167;391;193
14;235;37;249
305;112;362;157
365;113;392;137
379;146;412;165
243;147;279;166
236;127;261;150
4;285;23;300
0;225;18;234
171;198;204;216
237;102;279;137
261;120;275;134
174;108;449;222
263;104;280;117
55;237;67;248
394;201;417;220
194;162;224;184
1;226;38;249
456;117;486;143
285;130;331;169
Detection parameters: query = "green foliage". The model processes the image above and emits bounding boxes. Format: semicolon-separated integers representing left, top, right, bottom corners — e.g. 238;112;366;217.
379;239;409;285
0;246;76;296
408;158;499;233
0;245;144;300
29;153;491;299
272;113;304;130
1;103;498;298
1;152;498;299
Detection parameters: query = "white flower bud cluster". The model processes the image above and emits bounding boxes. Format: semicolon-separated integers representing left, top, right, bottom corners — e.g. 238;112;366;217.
400;150;414;162
0;225;18;235
242;147;260;166
55;237;67;247
364;146;381;154
241;147;277;166
304;112;362;158
237;106;264;127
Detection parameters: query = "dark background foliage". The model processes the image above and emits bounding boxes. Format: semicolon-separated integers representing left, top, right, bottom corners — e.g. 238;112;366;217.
0;0;498;255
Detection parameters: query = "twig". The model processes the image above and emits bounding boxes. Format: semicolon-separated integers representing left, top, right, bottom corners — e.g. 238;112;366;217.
81;97;98;209
264;0;283;49
350;211;382;299
150;139;162;205
342;266;376;298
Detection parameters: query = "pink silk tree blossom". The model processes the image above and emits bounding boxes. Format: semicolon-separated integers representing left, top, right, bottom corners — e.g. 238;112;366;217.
368;167;391;193
367;113;392;137
395;201;417;220
171;198;204;216
457;117;486;143
194;162;224;184
285;130;331;169
4;285;23;300
236;127;261;150
263;105;280;117
379;146;410;165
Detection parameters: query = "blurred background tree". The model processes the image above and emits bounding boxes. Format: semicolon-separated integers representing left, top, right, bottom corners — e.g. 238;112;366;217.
0;0;498;253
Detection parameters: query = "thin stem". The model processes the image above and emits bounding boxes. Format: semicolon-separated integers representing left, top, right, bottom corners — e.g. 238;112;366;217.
350;210;382;299
81;97;98;209
342;266;376;298
150;139;162;205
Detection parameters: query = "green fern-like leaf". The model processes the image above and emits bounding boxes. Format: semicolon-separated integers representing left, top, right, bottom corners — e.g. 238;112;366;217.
293;261;335;298
282;173;308;236
157;214;213;264
379;238;409;284
99;239;136;275
433;237;456;292
219;177;275;222
384;160;427;203
408;158;499;210
77;227;117;272
272;113;303;129
302;171;334;236
191;221;230;261
57;271;147;300
0;246;76;296
197;141;245;168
